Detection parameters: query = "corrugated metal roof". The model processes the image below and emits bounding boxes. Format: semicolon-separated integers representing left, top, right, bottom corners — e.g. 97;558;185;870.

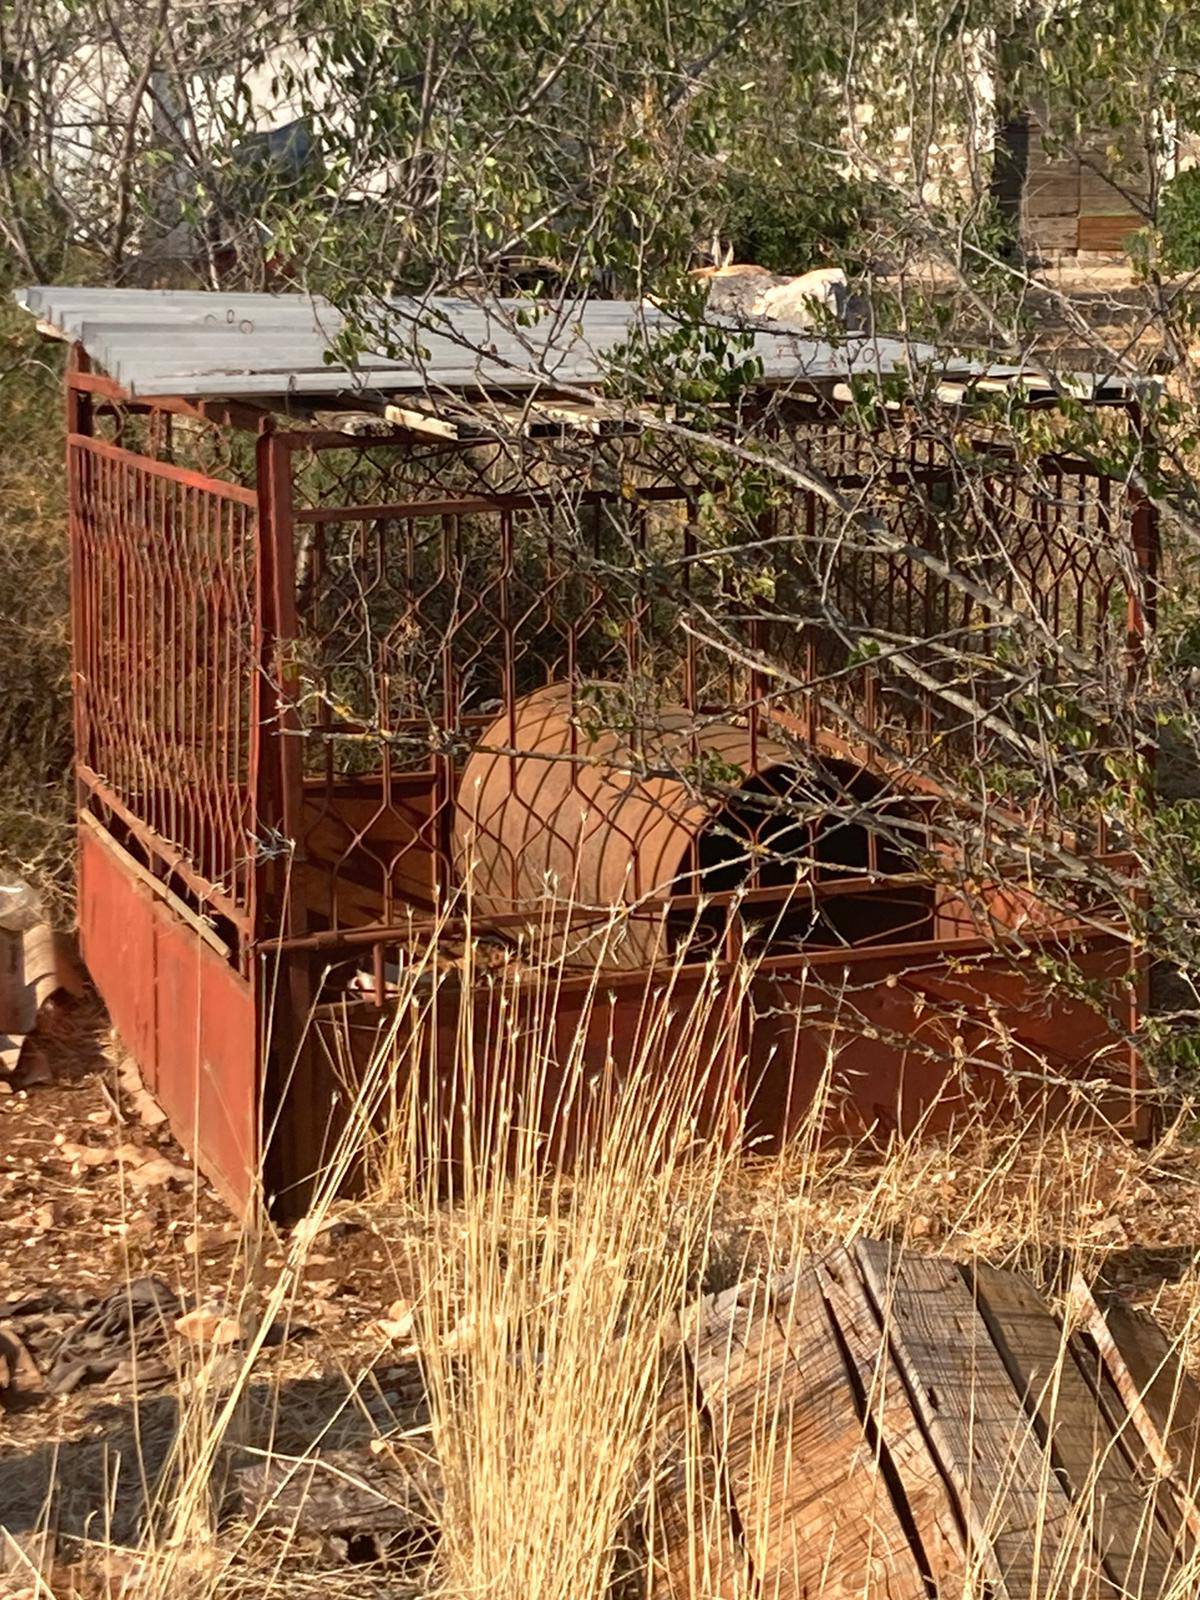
15;285;1141;407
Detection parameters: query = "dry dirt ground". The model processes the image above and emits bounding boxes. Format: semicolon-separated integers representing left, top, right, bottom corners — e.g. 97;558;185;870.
0;993;433;1595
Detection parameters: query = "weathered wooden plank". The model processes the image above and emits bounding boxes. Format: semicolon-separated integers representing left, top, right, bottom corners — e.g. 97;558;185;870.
237;1442;441;1539
646;1376;749;1600
689;1274;927;1600
856;1241;1089;1600
1069;1329;1193;1571
1075;215;1141;253
1106;1299;1200;1493
1073;1277;1200;1545
973;1262;1179;1599
1025;175;1082;218
1028;216;1083;254
815;1248;973;1592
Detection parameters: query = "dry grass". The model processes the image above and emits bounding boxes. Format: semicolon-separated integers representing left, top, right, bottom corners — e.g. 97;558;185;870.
4;929;1200;1600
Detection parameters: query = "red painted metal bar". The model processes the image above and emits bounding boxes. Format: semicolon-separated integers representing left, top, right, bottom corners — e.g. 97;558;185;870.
254;424;326;1209
68;431;258;504
291;483;691;525
66;345;93;822
77;765;251;935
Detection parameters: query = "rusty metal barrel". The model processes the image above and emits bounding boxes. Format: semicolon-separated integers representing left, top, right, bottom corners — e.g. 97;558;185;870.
453;683;799;968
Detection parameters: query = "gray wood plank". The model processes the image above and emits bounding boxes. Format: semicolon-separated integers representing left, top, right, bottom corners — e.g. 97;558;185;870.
1072;1277;1200;1548
690;1273;928;1600
816;1247;976;1593
856;1241;1096;1600
973;1261;1179;1599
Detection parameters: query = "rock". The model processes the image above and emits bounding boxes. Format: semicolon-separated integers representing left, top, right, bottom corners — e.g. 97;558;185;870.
755;266;848;325
689;259;849;327
690;261;775;315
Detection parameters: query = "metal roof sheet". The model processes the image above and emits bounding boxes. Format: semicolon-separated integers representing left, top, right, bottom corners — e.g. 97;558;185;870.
15;285;1141;408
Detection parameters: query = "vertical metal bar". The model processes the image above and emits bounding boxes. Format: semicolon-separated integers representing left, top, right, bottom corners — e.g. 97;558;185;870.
434;512;459;905
804;492;818;748
66;348;93;822
499;508;519;906
682;506;698;712
255;427;307;927
255;426;320;1211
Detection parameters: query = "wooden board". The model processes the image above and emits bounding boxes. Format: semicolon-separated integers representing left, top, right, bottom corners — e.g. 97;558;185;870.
1029;216;1084;254
1073;1278;1200;1545
856;1241;1083;1599
646;1376;748;1600
656;1252;1200;1599
1076;215;1142;253
237;1442;441;1536
816;1248;973;1592
688;1275;927;1600
1068;1327;1193;1571
1106;1300;1200;1495
973;1262;1179;1599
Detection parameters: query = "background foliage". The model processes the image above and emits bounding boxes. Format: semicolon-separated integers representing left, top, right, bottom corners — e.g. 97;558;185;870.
4;0;1200;1065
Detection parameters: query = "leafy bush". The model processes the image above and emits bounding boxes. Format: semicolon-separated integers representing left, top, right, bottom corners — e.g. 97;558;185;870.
1158;167;1200;273
720;166;872;273
0;301;73;911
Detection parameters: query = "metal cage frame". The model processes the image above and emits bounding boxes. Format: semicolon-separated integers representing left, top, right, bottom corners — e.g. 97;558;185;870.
62;342;1158;1215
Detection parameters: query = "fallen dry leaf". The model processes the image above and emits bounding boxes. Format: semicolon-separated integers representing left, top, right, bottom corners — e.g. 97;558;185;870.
118;1056;169;1128
59;1142;115;1168
378;1298;415;1341
183;1222;241;1256
175;1307;243;1346
126;1154;192;1193
0;1322;46;1404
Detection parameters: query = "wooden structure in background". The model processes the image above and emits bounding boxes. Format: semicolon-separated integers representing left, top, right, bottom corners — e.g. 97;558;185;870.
652;1245;1200;1598
1024;117;1146;259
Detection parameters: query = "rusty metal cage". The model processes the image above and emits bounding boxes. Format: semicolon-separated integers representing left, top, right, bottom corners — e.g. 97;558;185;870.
52;314;1157;1215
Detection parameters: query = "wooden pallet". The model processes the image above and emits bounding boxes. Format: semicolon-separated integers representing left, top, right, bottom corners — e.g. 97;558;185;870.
650;1244;1200;1599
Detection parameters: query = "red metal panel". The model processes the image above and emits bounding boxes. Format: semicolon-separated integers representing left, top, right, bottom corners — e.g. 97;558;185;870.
308;959;745;1192
79;824;259;1214
68;433;259;933
746;934;1144;1146
304;925;1143;1201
